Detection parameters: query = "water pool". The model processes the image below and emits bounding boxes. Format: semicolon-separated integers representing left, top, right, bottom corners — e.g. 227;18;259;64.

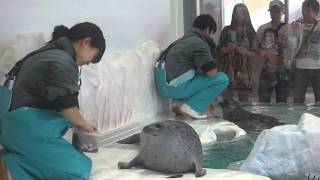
203;104;320;169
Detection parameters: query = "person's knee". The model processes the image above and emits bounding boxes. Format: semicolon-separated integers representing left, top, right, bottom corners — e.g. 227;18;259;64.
214;72;229;88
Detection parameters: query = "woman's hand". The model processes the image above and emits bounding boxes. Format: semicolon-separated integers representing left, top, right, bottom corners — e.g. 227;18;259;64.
79;122;97;133
62;107;98;133
227;42;237;51
207;101;218;113
235;46;247;55
223;42;237;53
206;68;218;77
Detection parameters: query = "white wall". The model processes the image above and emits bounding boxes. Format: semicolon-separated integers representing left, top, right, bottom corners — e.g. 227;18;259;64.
0;0;181;52
288;0;303;22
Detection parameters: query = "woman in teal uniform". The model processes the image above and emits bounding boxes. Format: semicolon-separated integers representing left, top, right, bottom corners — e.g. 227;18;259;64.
154;15;229;119
0;22;106;180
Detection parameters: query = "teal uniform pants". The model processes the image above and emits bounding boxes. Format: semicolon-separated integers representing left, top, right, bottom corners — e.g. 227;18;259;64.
154;68;229;113
0;107;91;180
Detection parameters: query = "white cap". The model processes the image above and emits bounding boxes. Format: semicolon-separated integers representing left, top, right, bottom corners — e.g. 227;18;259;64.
268;0;285;11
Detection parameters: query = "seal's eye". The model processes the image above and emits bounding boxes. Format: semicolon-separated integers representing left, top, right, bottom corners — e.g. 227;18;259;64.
155;124;162;129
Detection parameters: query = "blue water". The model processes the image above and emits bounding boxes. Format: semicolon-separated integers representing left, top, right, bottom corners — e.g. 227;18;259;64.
203;104;320;169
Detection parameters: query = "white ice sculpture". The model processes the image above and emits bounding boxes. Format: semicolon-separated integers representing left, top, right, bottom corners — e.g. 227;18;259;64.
79;41;168;131
0;33;48;80
240;113;320;179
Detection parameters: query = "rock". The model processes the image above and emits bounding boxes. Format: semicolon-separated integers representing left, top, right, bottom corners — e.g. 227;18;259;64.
188;120;246;144
240;113;320;179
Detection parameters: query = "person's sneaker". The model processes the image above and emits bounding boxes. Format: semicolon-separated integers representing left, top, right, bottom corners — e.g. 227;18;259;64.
179;104;207;119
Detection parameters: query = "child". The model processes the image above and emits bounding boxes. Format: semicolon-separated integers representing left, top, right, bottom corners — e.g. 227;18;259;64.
260;28;288;86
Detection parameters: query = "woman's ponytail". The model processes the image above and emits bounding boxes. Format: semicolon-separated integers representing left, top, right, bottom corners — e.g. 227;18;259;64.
51;25;70;41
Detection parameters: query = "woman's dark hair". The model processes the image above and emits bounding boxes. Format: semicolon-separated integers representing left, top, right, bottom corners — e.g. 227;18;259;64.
193;14;217;33
51;22;106;63
263;28;276;39
231;4;257;47
303;0;320;15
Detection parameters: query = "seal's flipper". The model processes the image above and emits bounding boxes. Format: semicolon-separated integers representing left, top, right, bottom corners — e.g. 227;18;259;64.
193;160;206;177
166;174;183;178
118;154;143;169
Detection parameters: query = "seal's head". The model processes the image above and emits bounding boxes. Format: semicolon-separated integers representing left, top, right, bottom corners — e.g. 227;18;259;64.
142;122;165;136
140;122;171;147
219;99;239;113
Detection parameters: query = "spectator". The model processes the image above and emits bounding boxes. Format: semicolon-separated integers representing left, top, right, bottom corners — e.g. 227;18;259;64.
292;0;320;103
218;3;257;102
257;0;290;103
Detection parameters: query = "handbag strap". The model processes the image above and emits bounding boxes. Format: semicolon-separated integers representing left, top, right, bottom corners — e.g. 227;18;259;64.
295;20;318;59
154;34;193;69
154;38;184;69
302;20;318;47
275;22;287;37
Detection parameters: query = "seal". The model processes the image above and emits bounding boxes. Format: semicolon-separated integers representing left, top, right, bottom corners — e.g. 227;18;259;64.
219;99;284;134
118;120;206;177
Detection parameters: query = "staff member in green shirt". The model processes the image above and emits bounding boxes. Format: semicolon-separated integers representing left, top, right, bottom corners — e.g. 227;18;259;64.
0;22;105;180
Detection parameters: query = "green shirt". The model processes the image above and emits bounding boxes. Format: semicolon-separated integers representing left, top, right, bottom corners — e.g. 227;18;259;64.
165;28;216;82
10;37;80;111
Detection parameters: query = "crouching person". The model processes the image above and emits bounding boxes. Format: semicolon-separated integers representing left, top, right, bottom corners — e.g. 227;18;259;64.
154;15;229;119
0;22;105;180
